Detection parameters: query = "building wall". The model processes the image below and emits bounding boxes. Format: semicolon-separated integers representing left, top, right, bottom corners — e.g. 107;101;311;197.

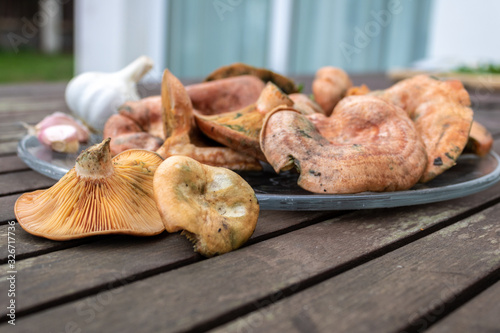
74;0;432;78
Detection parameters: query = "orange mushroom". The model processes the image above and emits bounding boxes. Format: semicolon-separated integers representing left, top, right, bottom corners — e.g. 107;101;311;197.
312;66;352;115
193;82;296;162
465;120;494;157
15;139;165;240
204;62;299;94
156;69;262;171
260;96;427;194
365;75;474;182
154;155;259;257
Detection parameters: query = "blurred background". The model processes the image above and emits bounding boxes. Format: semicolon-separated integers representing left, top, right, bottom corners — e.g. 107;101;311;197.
0;0;499;83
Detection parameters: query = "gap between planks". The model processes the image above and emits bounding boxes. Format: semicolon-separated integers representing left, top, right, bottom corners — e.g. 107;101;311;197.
0;210;342;323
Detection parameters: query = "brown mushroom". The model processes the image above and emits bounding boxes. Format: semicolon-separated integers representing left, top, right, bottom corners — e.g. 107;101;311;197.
312;66;353;115
193;82;295;162
154;155;259;257
186;75;265;115
156;69;262;171
371;75;474;182
14;139;165;240
465;120;493;157
204;62;299;94
260;96;427;194
288;93;325;115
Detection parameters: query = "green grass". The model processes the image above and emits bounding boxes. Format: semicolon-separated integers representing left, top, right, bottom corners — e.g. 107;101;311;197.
0;50;74;83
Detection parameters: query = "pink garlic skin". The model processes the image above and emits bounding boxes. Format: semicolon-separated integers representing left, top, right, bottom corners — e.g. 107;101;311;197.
37;125;80;153
35;112;90;142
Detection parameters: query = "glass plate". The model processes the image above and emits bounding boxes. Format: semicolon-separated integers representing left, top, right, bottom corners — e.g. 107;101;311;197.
18;135;500;211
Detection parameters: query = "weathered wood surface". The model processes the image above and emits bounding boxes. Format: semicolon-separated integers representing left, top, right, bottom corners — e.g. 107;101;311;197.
8;170;500;332
0;194;19;224
427;280;500;333
0;210;338;318
0;79;499;332
214;202;500;333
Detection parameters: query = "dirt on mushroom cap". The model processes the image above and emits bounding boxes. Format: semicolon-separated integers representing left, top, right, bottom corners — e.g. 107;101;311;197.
260;96;427;194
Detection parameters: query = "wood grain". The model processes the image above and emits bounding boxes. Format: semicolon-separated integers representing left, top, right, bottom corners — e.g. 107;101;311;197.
0;210;335;317
0;155;28;174
427;280;500;333
214;203;500;333
8;179;500;332
0;222;90;264
0;194;20;224
0;170;55;196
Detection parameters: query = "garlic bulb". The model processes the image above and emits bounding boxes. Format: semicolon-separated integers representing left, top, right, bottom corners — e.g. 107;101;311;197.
65;55;154;132
38;125;80;154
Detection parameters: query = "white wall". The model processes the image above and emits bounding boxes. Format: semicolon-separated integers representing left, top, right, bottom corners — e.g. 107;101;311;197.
74;0;167;80
427;0;500;64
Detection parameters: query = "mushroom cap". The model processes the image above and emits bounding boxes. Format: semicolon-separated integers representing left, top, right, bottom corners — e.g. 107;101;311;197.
194;82;294;162
376;75;474;182
465;120;493;157
312;66;353;115
153;155;259;257
260;96;428;194
157;69;262;171
15;140;165;240
204;62;299;94
186;75;265;115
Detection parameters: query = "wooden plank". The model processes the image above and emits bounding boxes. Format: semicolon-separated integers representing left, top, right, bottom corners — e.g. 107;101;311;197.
0;210;336;318
0;222;91;264
0;194;19;223
0;141;19;155
0;155;28;174
0;170;56;196
215;203;500;333
427;280;500;333
0;82;67;97
9;178;500;332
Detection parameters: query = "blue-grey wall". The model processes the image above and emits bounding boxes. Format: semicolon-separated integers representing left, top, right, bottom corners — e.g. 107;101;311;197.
165;0;431;78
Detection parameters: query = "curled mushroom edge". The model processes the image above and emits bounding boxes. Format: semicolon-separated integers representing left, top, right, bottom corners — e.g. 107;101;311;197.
260;96;428;194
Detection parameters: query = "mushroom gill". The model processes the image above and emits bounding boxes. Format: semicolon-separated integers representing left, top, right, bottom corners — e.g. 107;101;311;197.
15;139;165;240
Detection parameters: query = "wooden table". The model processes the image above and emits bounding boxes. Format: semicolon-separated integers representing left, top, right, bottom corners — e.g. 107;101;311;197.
1;75;500;333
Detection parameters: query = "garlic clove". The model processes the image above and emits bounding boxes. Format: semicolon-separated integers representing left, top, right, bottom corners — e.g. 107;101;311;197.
35;112;90;142
38;125;80;154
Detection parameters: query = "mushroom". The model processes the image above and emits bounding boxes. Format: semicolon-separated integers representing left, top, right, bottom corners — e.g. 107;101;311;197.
103;95;165;156
14;138;165;240
465;120;493;157
204;62;299;94
288;93;325;115
193;82;295;162
154;155;259;257
186;75;265;115
312;66;353;115
156;69;262;171
260;96;427;194
364;75;474;182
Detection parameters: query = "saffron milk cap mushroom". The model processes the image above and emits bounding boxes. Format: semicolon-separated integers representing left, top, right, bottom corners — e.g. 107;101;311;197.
153;155;259;257
260;96;427;194
15;138;165;240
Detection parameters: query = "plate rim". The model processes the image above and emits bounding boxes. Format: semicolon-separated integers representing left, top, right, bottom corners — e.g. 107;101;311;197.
17;134;500;211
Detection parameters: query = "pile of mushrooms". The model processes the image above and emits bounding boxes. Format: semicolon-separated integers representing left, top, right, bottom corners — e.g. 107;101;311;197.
16;63;494;256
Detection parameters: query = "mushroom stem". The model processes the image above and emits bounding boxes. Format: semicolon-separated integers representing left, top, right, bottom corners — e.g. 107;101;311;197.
75;138;114;178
